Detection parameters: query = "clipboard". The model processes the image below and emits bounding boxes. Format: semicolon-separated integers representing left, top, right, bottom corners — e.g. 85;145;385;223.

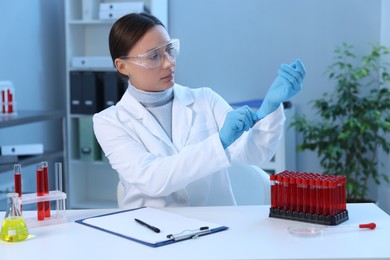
75;207;229;247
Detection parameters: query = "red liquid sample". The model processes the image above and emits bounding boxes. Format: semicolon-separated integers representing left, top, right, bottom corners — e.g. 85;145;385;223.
302;178;309;213
277;175;283;209
14;173;22;197
7;89;13;113
289;176;296;211
14;172;22;212
42;165;51;218
309;179;316;214
270;174;277;208
322;180;329;216
36;167;45;221
1;90;5;113
315;179;323;215
283;176;290;210
296;178;302;212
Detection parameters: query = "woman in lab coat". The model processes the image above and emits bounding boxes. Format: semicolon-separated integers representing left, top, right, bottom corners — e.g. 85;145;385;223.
93;13;305;209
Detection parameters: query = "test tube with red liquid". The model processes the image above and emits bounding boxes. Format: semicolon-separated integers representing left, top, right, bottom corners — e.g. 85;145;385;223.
14;164;22;197
270;174;277;208
41;161;51;218
283;176;290;211
289;176;296;212
14;164;22;211
277;175;283;209
1;89;5;113
7;89;13;113
269;171;348;225
36;164;45;221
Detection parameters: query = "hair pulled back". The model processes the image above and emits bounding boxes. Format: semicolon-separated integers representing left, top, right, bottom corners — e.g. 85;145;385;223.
109;13;165;62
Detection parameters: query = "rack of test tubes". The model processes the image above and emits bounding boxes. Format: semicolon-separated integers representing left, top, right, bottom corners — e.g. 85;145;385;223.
269;171;348;225
13;162;67;228
0;81;16;116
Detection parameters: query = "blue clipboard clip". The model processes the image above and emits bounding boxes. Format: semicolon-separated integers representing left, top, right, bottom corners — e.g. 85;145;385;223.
167;226;211;241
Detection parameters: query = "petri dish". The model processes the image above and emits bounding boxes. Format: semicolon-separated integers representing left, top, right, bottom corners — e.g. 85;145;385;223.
288;225;323;237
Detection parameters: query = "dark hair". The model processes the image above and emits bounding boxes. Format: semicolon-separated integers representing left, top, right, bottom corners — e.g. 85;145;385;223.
109;13;165;63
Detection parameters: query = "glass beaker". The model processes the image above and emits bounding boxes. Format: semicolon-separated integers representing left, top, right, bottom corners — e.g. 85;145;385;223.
1;193;29;242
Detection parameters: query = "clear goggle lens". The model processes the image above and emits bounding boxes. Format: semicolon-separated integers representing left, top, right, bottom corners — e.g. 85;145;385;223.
121;39;180;69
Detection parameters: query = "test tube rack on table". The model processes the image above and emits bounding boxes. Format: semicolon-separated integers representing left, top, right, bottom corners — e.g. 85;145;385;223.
269;171;349;225
20;190;67;228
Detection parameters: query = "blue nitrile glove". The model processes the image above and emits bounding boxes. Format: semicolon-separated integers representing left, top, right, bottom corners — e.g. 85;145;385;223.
219;105;259;149
257;59;306;119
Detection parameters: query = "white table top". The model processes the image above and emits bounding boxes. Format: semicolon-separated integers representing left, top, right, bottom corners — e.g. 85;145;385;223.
1;204;389;260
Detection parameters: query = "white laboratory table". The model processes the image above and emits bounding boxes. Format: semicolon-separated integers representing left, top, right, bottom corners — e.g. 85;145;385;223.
0;203;389;260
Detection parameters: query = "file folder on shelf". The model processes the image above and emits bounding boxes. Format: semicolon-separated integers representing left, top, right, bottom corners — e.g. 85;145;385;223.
75;207;228;247
79;116;101;161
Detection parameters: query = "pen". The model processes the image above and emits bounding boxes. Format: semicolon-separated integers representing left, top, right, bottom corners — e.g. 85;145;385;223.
134;218;160;233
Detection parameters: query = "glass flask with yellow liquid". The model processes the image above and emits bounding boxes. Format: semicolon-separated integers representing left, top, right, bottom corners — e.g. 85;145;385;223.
1;193;29;242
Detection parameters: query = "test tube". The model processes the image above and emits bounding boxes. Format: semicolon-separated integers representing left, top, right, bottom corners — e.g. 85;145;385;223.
302;177;309;213
14;164;22;212
41;161;51;218
283;176;290;211
277;175;283;209
14;164;22;197
1;89;5;113
270;174;277;208
341;176;347;211
315;179;323;215
36;164;45;221
329;179;336;216
296;177;302;212
55;162;65;212
309;179;316;214
289;175;296;212
7;89;13;113
322;180;329;216
335;176;342;214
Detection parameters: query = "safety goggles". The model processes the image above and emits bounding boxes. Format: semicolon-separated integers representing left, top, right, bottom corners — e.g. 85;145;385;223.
120;39;180;69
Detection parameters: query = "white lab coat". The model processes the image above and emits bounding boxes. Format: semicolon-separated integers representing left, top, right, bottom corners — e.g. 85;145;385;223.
93;83;285;208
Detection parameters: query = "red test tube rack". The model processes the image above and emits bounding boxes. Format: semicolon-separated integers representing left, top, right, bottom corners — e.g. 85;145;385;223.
8;162;67;228
269;171;349;225
0;81;16;115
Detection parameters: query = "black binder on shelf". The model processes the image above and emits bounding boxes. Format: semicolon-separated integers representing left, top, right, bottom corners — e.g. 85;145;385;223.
82;72;103;114
70;72;83;114
70;71;104;115
103;72;126;109
75;207;228;247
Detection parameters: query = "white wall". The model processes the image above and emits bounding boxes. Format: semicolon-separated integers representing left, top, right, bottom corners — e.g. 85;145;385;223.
0;0;65;208
169;0;388;204
377;0;390;213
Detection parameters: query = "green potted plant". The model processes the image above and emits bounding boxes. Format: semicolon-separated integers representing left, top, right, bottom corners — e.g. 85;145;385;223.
291;43;390;202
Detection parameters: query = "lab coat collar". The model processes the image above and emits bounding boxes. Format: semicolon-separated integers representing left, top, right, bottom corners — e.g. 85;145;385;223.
117;84;195;150
172;84;195;150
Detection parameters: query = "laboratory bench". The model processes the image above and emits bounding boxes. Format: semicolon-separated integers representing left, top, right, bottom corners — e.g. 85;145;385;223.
1;203;389;259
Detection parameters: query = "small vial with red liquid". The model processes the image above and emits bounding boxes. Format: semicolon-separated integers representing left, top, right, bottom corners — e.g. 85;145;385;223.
270;174;277;208
14;164;22;212
41;161;51;218
283;176;290;211
289;176;296;212
277;175;283;209
14;164;22;197
36;164;45;221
